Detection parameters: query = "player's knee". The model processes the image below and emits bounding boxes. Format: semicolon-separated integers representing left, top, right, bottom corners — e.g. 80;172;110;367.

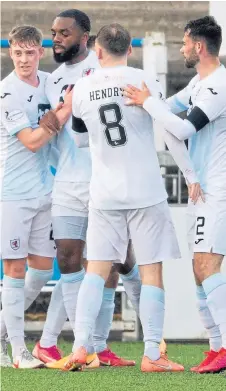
3;259;26;279
193;252;222;283
55;241;83;274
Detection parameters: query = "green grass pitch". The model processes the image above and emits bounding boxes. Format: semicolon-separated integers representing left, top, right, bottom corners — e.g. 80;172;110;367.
1;341;225;391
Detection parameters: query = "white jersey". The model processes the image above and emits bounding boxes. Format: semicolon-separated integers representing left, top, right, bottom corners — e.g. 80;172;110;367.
45;51;99;205
0;70;53;201
167;65;226;198
72;66;167;210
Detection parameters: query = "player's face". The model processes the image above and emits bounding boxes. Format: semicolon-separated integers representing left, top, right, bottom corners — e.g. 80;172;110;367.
10;43;44;78
180;32;199;68
51;17;88;63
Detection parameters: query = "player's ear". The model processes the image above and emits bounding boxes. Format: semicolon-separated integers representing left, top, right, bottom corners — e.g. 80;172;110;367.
95;45;102;60
9;48;13;59
39;47;45;59
195;40;202;55
83;32;89;45
127;45;132;57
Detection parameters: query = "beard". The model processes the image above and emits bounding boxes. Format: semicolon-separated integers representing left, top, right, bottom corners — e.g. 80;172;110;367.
53;43;80;63
184;48;199;69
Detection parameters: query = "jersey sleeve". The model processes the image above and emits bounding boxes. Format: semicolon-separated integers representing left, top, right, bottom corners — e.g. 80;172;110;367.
187;85;226;130
0;91;31;136
166;76;198;114
71;80;89;147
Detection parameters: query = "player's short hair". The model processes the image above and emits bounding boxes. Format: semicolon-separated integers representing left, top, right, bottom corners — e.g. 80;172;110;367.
9;25;43;47
184;16;222;56
87;35;96;49
57;9;91;33
96;23;131;57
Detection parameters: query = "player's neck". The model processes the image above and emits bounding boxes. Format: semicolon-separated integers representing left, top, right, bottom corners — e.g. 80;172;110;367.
196;57;221;80
65;48;89;65
100;58;127;68
15;70;39;87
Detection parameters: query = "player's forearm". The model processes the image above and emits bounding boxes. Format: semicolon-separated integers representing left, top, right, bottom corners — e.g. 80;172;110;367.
17;127;53;152
143;97;196;140
55;105;72;126
162;127;198;184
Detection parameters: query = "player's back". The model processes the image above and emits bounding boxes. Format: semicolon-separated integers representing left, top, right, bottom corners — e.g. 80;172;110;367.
74;66;167;210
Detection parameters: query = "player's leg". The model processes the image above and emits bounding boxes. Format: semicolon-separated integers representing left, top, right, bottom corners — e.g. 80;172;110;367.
193;253;226;373
129;202;184;372
33;214;86;363
1;199;44;369
188;197;226;373
63;208;128;371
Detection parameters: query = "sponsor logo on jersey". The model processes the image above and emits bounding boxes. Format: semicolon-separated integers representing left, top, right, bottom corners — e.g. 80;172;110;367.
10;238;20;250
54;77;63;84
195;238;204;245
207;88;218;95
27;95;33;102
82;68;95;77
1;92;11;99
5;109;24;122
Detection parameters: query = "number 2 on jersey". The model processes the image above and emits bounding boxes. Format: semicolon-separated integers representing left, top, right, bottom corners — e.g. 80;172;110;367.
99;103;127;147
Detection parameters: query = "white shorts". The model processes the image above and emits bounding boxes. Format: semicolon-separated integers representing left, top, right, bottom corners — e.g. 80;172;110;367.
0;194;56;259
87;200;181;265
187;195;226;256
52;181;89;218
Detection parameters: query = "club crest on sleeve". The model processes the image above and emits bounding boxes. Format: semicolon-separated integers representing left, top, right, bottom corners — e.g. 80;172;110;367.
82;68;95;77
10;238;20;250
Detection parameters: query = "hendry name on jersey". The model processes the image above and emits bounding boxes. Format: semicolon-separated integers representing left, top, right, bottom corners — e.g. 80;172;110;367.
90;87;123;101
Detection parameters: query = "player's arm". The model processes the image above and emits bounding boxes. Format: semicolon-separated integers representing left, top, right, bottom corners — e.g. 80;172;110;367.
123;83;226;141
71;82;89;148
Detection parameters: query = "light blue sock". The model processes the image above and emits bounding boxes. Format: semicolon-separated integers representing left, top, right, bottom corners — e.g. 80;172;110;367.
203;273;226;348
196;285;221;351
61;269;85;328
40;279;68;348
120;265;141;316
2;275;26;357
139;285;165;361
93;288;115;353
0;267;53;341
73;273;105;352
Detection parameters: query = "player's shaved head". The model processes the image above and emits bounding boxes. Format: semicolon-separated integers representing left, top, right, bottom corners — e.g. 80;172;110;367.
96;23;131;57
56;9;91;33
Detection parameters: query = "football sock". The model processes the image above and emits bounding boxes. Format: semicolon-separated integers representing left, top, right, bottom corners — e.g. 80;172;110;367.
139;285;165;361
61;269;85;328
93;287;115;353
196;285;221;352
73;273;105;352
120;264;141;316
40;279;67;348
203;273;226;349
2;275;26;357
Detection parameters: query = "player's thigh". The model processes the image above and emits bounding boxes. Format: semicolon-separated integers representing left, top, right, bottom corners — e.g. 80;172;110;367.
52;215;87;271
186;200;196;258
192;196;226;256
1;199;35;260
113;240;136;274
28;194;56;259
87;208;128;264
128;201;181;265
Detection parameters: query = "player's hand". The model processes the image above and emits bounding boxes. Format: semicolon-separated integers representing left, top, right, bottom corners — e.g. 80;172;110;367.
188;182;205;204
122;82;151;106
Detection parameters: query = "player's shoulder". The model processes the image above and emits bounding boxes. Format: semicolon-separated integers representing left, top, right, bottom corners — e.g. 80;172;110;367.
201;66;226;97
46;64;65;84
0;72;20;102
